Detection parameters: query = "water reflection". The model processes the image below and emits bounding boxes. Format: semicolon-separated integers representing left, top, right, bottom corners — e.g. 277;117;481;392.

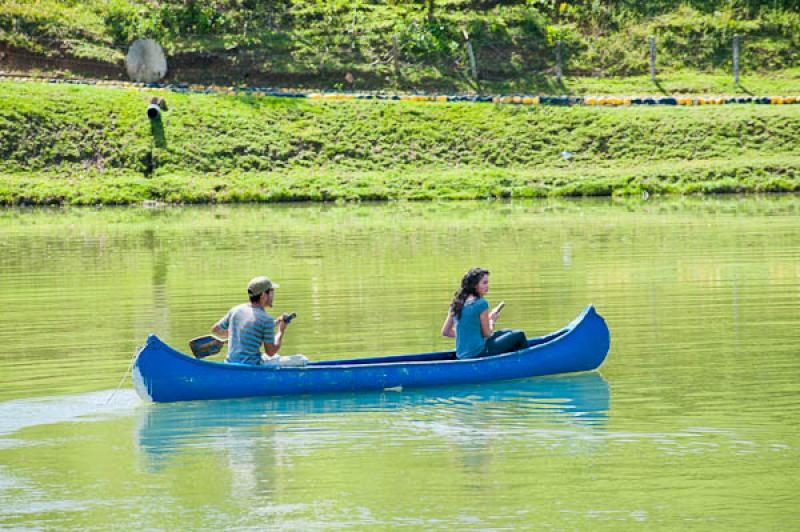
136;372;609;470
144;228;171;340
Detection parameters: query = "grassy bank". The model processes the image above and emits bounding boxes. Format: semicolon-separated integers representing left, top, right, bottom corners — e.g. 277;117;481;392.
1;80;799;204
3;156;799;205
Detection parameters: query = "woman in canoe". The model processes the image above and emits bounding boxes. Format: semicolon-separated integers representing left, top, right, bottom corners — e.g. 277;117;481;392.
441;267;528;359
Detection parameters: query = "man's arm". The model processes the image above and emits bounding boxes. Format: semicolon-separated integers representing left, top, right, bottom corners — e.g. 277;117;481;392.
212;311;230;339
211;324;229;339
263;316;287;356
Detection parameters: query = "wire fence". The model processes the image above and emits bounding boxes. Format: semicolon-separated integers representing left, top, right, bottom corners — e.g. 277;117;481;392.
0;31;779;92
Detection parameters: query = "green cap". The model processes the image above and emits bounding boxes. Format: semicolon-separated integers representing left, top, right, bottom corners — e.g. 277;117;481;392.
247;276;279;297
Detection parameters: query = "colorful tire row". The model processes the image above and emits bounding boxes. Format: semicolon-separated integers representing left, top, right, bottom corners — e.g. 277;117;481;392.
2;74;798;106
584;95;799;106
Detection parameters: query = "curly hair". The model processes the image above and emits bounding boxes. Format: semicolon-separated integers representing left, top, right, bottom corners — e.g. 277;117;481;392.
450;267;489;319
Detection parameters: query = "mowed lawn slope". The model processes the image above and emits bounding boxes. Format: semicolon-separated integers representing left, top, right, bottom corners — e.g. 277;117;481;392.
1;81;799;204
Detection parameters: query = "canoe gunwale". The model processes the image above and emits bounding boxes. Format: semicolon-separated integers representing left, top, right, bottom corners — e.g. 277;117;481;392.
142;305;593;372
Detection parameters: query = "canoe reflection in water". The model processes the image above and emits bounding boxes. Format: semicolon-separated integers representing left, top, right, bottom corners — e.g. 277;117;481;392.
136;372;610;472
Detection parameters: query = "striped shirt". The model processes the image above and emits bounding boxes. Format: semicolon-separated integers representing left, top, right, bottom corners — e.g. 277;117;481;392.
215;304;275;365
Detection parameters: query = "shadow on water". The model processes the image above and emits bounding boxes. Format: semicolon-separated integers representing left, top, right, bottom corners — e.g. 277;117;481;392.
143;228;170;338
136;372;610;467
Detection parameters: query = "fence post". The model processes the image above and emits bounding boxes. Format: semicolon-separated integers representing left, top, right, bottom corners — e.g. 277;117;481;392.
555;40;562;83
732;34;740;84
463;29;478;81
649;35;657;81
466;41;478;81
392;34;400;77
351;3;358;49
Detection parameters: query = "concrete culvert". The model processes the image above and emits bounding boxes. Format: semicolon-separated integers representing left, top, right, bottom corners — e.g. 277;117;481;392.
126;39;168;83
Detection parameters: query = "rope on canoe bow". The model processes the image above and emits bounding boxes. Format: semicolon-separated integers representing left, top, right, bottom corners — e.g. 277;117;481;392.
105;344;144;404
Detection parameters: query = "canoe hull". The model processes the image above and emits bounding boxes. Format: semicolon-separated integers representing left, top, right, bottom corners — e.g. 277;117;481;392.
133;305;610;403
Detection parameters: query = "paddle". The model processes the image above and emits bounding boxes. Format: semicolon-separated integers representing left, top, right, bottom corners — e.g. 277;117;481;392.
189;312;297;359
188;335;227;358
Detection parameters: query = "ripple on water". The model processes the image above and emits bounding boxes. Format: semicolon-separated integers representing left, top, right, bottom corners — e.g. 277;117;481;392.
0;390;140;440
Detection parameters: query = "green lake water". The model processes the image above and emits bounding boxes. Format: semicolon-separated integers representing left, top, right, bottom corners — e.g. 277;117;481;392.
0;197;798;529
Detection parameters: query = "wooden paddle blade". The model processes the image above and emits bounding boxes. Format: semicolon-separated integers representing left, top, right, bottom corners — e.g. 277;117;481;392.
189;335;226;358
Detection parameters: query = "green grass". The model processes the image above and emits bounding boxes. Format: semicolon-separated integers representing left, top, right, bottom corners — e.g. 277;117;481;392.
0;1;797;92
2;156;799;205
485;69;800;96
1;80;799;204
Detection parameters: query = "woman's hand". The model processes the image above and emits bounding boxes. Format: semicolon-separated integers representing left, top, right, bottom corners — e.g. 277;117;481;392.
489;301;505;324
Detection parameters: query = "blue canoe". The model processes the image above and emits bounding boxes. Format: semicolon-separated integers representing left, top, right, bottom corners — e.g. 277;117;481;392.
133;304;610;403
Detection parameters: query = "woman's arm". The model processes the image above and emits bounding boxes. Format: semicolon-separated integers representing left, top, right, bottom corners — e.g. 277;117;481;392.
480;310;493;337
441;312;456;338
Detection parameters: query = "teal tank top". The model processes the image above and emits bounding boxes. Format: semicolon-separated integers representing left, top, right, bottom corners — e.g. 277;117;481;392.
455;298;489;359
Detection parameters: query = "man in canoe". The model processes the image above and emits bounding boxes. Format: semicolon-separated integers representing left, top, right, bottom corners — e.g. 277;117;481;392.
211;276;290;365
